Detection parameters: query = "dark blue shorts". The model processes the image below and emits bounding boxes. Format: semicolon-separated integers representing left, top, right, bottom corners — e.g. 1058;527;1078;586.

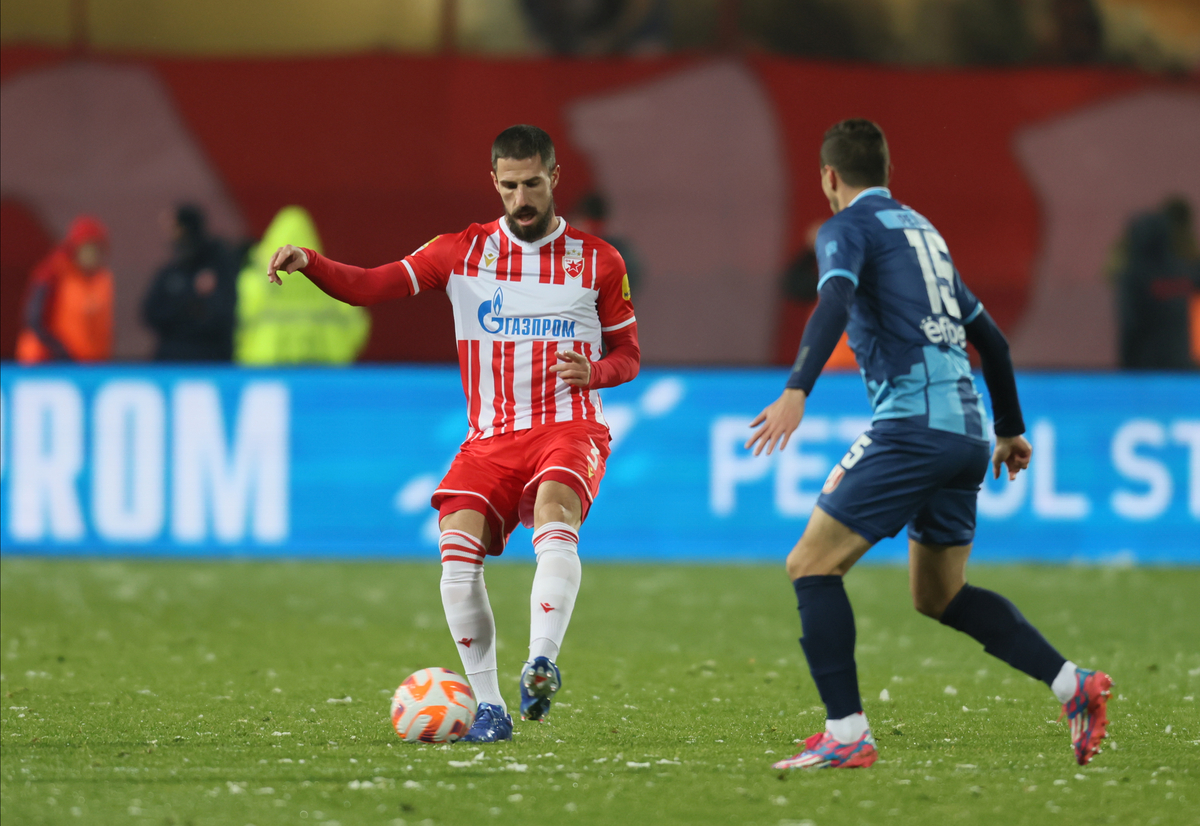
815;420;991;547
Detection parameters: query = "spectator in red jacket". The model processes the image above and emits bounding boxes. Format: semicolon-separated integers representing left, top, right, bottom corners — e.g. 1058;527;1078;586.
16;215;114;364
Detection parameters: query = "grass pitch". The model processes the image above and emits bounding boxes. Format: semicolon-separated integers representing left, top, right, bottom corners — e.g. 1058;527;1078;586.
1;559;1196;826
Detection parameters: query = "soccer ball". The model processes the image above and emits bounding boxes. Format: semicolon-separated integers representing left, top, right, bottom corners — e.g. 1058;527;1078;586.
390;668;476;743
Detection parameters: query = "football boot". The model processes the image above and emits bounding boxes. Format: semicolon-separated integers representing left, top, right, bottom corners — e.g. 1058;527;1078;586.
459;702;513;743
1061;668;1113;765
772;730;878;770
519;656;562;721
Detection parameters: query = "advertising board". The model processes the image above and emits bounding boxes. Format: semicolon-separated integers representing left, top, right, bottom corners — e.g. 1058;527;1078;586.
2;367;1196;563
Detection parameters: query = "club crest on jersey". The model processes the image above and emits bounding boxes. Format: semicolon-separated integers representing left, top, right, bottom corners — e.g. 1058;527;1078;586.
563;248;585;278
477;287;576;339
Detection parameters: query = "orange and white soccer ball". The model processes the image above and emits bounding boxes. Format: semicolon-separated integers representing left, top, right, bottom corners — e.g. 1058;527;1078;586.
390;668;476;743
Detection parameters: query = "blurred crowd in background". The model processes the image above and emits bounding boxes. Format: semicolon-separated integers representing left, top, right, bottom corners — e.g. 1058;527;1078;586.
3;0;1196;69
14;205;372;366
2;0;1198;369
15;195;1198;370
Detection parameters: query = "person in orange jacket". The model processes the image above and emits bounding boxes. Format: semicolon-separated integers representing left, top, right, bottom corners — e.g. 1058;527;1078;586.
16;216;114;364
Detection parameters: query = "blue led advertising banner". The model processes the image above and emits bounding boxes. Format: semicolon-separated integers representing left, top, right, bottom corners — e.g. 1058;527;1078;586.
1;366;1196;563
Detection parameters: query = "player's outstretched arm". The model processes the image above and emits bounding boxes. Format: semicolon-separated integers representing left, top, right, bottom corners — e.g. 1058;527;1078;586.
992;434;1032;481
266;244;424;306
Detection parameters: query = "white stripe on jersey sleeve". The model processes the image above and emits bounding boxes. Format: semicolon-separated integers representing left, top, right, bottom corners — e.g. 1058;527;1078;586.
400;259;420;295
601;316;636;332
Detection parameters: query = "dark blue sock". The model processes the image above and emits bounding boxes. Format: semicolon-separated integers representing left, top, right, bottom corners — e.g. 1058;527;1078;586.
939;583;1066;685
793;575;862;719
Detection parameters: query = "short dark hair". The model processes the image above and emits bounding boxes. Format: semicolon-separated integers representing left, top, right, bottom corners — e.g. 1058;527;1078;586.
491;124;556;171
820;119;889;187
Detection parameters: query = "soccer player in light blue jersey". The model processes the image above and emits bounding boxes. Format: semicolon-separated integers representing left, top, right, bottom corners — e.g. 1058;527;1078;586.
747;119;1112;770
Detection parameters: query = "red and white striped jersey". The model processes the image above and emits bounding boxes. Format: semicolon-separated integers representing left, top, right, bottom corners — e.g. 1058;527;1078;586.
400;218;636;439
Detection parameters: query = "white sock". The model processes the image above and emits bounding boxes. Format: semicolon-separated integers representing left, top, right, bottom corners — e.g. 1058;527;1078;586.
826;712;869;745
1051;660;1079;704
528;522;581;663
439;530;505;711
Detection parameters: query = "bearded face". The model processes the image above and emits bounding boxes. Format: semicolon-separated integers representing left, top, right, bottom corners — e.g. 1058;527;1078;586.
493;155;560;243
505;197;556;242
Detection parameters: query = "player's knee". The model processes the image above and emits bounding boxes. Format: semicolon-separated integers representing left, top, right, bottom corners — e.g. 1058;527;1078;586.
786;544;833;579
438;508;489;545
535;501;571;526
534;495;582;529
912;588;952;620
784;548;805;580
912;593;942;619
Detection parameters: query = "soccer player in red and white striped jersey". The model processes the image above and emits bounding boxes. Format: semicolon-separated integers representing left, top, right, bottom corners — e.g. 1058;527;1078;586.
266;125;639;741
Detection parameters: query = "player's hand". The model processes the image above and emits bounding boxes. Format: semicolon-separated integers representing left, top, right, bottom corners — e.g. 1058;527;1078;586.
745;389;807;456
266;244;309;285
550;350;591;388
992;434;1032;481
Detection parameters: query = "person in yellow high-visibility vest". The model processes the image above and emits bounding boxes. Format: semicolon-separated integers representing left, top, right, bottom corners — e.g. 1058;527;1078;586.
235;206;370;365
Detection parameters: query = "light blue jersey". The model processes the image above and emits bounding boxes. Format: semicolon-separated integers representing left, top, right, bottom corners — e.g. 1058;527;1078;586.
816;187;989;441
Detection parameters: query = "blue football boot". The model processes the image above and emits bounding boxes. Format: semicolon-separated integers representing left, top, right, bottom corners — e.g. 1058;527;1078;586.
519;656;562;721
459;702;513;742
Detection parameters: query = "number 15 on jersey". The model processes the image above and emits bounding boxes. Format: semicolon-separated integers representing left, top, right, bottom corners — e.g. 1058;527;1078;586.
904;229;961;319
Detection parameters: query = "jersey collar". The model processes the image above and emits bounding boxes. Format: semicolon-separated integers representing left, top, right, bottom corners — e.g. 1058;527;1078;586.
847;187;892;208
498;214;569;250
